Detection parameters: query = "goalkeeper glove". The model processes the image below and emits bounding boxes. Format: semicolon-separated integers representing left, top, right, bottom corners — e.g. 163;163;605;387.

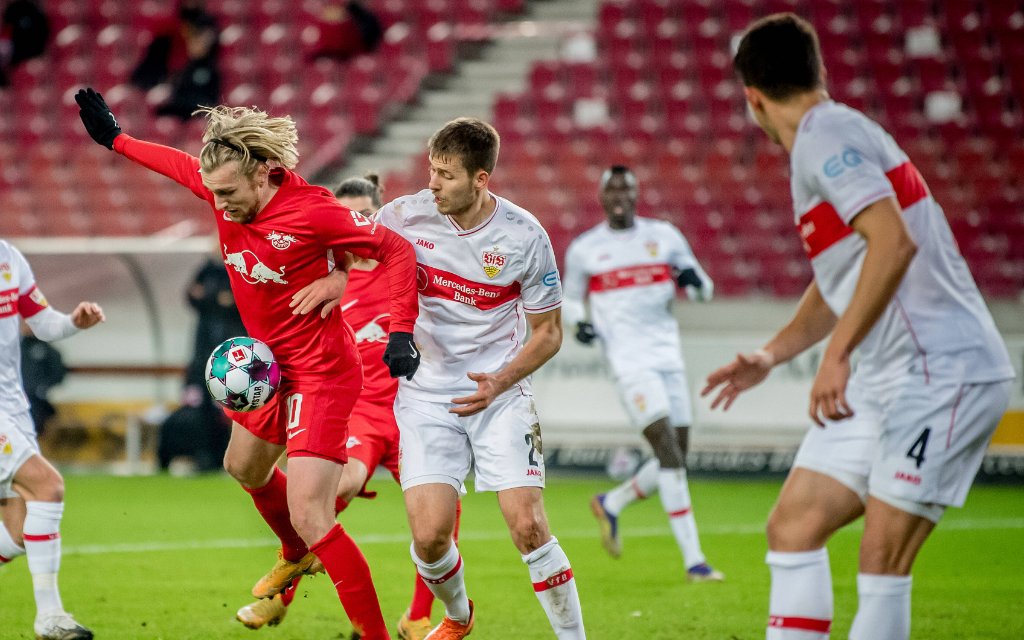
384;331;420;380
75;87;122;149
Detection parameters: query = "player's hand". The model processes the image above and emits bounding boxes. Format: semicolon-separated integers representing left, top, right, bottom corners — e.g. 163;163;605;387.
574;321;598;345
701;349;774;411
450;372;504;417
383;331;419;380
75;88;122;149
808;353;853;427
71;302;105;329
675;267;703;289
290;269;349;318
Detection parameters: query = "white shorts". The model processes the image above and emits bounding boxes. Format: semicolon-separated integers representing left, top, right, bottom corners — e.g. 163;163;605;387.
0;411;40;499
793;376;1012;510
396;391;545;493
614;369;693;428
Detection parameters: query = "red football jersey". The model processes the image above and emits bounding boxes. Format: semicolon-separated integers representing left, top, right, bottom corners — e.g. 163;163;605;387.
114;135;417;378
341;264;397;406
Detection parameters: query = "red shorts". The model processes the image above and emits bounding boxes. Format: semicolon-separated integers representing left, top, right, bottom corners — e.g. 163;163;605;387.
224;366;362;464
346;399;400;498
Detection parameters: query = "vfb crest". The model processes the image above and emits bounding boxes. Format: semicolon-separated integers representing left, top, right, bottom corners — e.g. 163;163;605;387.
645;240;659;257
482;247;506;279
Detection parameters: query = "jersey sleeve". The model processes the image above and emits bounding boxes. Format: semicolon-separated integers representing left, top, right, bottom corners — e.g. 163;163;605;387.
309;200;419;333
113;135;213;203
12;245;49;318
560;238;589;325
665;224;714;300
521;226;562;314
798;123;895;224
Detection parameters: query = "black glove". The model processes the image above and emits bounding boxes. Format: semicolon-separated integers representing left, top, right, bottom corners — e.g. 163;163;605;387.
675;267;703;289
383;331;420;380
574;321;598;345
75;88;122;149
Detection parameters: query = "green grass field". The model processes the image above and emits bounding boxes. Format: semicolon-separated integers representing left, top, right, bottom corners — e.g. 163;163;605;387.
1;473;1022;639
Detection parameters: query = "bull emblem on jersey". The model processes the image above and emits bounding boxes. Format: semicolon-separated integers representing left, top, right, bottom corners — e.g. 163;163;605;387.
482;247;506;279
223;245;289;285
266;231;297;250
354;314;389;344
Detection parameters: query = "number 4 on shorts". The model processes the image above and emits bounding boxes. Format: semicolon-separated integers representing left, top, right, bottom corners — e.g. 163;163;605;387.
906;427;931;469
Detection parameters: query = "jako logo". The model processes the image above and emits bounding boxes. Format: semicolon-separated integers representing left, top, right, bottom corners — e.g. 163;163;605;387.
823;147;863;178
416;238;435;250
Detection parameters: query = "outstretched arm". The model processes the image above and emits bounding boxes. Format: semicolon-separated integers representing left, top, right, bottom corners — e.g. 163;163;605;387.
76;87;210;199
450;308;562;417
702;281;836;411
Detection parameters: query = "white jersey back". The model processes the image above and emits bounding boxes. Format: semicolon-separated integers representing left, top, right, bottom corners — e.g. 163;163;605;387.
378;190;562;400
562;217;712;377
791;101;1013;384
0;240;47;416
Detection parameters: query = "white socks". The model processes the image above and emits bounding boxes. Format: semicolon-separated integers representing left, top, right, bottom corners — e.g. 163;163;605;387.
412;540;471;623
602;459;659;515
658;468;706;569
766;548;833;639
24;501;65;617
0;520;25;564
522;537;585;639
849;573;912;640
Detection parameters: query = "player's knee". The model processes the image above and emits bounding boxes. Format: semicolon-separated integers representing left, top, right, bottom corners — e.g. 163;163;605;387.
508;515;550;554
766;506;827;551
222;455;262;487
14;458;64;502
412;530;453;563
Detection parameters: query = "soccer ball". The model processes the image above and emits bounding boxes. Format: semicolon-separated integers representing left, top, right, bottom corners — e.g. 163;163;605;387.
204;336;281;412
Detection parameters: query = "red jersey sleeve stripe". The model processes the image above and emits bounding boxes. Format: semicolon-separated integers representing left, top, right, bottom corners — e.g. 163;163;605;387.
797;162;929;259
16;285;47;318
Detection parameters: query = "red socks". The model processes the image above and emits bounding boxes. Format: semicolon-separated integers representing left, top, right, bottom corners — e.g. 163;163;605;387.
310;524;388;640
243;467;307;562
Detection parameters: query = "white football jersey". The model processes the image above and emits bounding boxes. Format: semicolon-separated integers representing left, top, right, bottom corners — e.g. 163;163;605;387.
791;100;1013;384
377;190;562;400
0;240;47;416
562;217;712;377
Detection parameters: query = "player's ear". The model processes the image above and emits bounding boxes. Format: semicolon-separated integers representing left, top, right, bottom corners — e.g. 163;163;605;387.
473;168;490;191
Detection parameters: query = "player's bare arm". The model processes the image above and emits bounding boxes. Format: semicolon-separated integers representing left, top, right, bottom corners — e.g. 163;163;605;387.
808;196;916;426
450;308;562;417
702;281;836;411
70;302;105;329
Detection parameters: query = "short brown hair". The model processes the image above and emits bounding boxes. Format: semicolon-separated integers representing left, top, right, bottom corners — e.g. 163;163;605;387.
733;13;824;101
427;117;500;175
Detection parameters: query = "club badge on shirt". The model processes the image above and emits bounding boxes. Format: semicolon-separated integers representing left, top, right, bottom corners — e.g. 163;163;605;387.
646;241;659;257
266;231;297;250
482;247;506;279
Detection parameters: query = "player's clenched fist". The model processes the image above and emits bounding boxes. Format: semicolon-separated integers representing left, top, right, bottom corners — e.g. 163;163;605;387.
71;301;105;329
75;87;122;149
383;331;419;380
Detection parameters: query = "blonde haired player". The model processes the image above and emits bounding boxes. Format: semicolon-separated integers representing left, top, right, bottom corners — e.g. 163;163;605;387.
76;87;420;640
704;14;1014;640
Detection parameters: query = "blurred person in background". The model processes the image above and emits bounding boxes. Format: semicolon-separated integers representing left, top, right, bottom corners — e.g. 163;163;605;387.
0;238;104;640
306;1;386;62
239;176;460;640
704;14;1014;640
20;322;66;438
130;0;220;120
75;87;421;640
158;248;246;473
0;0;49;87
562;165;723;583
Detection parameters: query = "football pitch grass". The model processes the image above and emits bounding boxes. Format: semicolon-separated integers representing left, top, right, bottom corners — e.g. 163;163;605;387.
1;473;1022;639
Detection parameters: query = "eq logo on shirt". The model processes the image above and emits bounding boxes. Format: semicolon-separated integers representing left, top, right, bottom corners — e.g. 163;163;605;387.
822;147;863;178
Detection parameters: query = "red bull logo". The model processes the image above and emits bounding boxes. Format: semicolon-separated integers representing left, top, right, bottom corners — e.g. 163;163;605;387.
223;245;289;285
265;231;297;250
